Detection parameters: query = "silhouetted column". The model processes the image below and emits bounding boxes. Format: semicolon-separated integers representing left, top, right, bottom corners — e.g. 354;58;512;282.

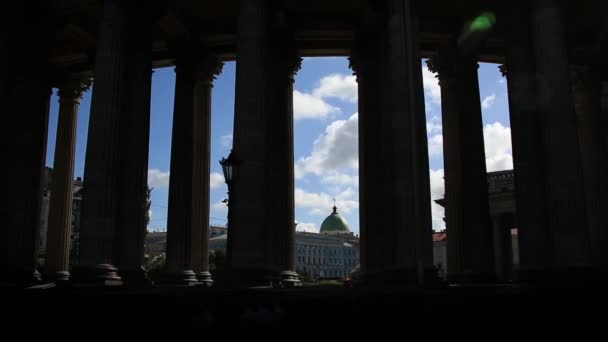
352;0;434;286
531;0;592;277
76;0;131;285
492;214;513;282
268;36;301;287
350;28;381;280
503;1;550;281
113;11;153;286
45;77;89;282
1;5;50;286
428;44;494;283
570;65;608;274
192;56;223;286
164;48;222;285
229;0;275;285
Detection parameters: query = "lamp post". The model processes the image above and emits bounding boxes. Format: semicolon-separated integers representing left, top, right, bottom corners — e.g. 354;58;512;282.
220;150;235;271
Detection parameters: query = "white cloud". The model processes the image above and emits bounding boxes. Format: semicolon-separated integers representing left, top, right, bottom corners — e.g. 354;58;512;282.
220;134;233;147
212;201;227;211
295;113;359;178
429;169;445;231
427;134;444;158
293;90;340;120
312;73;358;103
148;169;170;188
296;222;319;233
321;172;359;187
426;115;443;136
481;94;497;109
148;169;227;189
484;122;513;172
422;65;441;107
295;187;358;216
210;172;225;189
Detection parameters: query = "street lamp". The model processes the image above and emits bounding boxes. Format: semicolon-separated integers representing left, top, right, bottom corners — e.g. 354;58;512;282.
219;150;236;270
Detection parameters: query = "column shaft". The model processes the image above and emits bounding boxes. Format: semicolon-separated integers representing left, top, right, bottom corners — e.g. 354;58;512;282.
354;0;434;285
532;0;592;273
76;0;131;285
492;215;513;282
230;0;275;284
503;1;550;279
114;11;153;286
268;37;301;286
45;79;87;281
1;5;50;285
570;65;608;272
351;28;382;277
192;57;222;286
164;51;222;285
430;45;494;282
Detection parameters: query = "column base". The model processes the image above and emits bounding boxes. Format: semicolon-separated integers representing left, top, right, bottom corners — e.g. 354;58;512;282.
448;271;496;284
157;270;200;286
275;270;302;288
516;267;600;287
119;268;153;288
214;268;276;288
44;270;71;283
0;268;42;287
196;271;214;287
355;268;428;288
71;264;123;287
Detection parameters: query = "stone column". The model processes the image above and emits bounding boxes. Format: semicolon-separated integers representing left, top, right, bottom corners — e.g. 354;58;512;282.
1;5;50;286
45;77;89;282
163;49;222;285
229;0;275;285
502;1;550;281
268;35;301;287
113;10;153;287
192;56;223;286
531;0;592;277
569;65;608;274
350;27;382;280
492;214;513;282
428;45;494;283
75;0;131;285
353;0;434;285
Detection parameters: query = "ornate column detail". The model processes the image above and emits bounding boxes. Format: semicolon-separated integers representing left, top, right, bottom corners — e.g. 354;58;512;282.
531;0;592;276
569;64;608;273
75;0;131;286
45;76;90;282
503;1;550;281
163;47;223;286
427;43;494;283
268;34;302;287
498;64;507;77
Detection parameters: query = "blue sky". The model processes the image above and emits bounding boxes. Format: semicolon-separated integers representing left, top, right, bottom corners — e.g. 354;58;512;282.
45;57;512;235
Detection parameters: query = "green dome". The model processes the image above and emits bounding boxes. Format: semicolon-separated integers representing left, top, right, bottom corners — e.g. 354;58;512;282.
320;206;350;233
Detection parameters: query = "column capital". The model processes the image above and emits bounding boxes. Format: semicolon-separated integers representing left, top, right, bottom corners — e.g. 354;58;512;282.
172;42;223;86
427;51;478;84
498;64;507;77
56;74;92;102
195;54;224;86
